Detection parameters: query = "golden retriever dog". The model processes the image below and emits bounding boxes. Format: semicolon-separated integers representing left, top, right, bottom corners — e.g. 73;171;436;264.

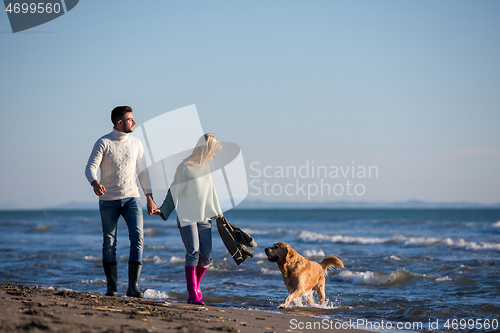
265;242;344;308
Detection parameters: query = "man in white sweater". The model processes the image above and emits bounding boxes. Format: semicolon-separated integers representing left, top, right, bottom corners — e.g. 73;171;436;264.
85;106;157;298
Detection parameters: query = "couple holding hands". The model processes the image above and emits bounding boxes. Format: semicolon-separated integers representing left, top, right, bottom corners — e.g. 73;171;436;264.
85;106;222;305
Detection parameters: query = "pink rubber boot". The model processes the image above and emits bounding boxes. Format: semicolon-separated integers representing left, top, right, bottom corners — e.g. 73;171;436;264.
196;265;208;302
185;266;203;305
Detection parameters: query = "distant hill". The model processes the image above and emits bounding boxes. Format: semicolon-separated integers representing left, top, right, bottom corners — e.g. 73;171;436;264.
235;199;500;209
48;201;99;210
1;199;499;211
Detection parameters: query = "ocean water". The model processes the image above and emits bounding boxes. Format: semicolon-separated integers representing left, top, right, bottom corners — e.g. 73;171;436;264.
1;208;499;332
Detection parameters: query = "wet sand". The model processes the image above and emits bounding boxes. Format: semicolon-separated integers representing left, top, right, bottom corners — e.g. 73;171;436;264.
0;284;369;332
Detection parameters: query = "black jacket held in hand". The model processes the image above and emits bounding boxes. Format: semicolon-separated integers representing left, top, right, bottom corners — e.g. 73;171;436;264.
216;216;257;266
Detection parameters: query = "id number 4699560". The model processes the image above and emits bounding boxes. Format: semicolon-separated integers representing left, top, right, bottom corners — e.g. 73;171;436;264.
444;319;498;330
5;2;62;14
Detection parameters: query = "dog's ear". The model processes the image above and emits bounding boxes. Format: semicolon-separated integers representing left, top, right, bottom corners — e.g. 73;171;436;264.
284;243;297;262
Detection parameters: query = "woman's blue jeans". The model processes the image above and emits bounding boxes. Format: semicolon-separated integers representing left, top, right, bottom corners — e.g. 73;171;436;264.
179;219;212;267
99;198;144;265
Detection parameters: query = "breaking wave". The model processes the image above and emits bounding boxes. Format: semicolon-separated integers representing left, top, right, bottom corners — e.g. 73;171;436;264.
299;231;386;244
143;255;185;264
299;231;500;250
335;269;425;287
303;249;326;258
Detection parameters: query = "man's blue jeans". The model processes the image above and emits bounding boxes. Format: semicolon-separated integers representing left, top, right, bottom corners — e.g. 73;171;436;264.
99;198;144;265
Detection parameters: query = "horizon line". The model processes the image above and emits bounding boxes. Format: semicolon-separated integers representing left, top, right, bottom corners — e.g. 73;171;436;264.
1;198;500;212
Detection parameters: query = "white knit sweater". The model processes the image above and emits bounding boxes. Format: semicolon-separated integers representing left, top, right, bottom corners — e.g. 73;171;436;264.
85;128;152;201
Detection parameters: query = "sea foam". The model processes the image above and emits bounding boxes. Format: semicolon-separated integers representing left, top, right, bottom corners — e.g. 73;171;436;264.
254;252;268;260
336;269;424;287
303;249;326;258
299;231;500;251
83;255;101;262
260;268;281;276
443;238;500;250
299;231;386;244
144;289;171;300
143;255;185;264
242;228;269;235
436;276;452;282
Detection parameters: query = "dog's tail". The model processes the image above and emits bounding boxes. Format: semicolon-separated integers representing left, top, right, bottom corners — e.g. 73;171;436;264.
320;256;344;271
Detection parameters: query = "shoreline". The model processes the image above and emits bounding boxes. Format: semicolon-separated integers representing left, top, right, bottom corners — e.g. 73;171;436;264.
0;283;370;332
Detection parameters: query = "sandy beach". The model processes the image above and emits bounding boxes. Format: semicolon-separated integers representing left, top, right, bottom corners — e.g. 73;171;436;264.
0;284;370;333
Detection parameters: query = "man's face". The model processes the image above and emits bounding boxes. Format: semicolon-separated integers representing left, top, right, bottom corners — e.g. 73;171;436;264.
120;112;136;133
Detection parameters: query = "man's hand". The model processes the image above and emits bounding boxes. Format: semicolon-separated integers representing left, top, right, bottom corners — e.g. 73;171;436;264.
146;193;158;215
91;180;106;197
151;208;162;216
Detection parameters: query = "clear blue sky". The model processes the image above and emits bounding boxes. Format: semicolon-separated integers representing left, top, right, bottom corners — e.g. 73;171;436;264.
1;1;499;209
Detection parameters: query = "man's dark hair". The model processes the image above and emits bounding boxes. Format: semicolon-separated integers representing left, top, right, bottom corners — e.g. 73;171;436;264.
111;106;133;126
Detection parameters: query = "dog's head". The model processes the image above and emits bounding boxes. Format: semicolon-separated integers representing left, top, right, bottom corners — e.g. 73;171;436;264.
265;242;295;264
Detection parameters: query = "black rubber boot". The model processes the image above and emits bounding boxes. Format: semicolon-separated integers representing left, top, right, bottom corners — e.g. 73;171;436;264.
126;261;144;298
103;262;118;296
